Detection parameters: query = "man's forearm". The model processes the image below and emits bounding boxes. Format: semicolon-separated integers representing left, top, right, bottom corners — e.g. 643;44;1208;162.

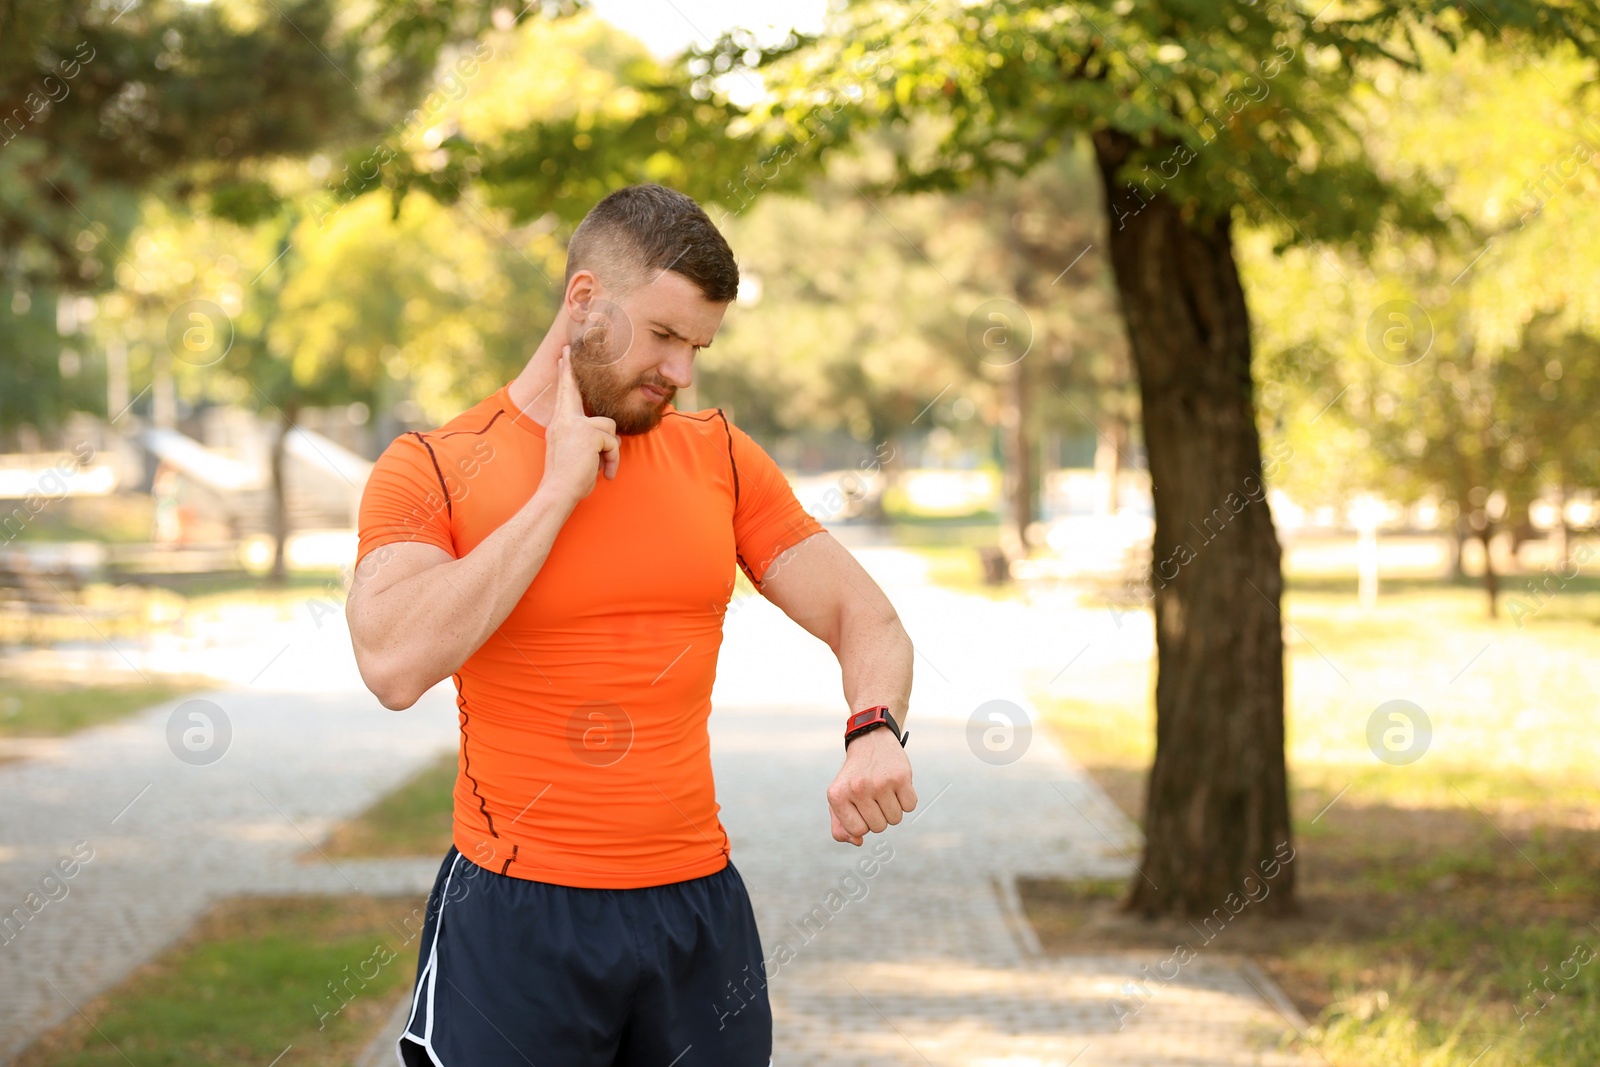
358;485;577;706
835;596;914;725
829;592;917;846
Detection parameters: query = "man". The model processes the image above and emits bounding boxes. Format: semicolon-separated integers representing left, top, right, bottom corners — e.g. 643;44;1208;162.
347;183;916;1067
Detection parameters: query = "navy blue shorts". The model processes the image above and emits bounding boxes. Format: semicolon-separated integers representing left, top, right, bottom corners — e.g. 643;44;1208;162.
397;847;772;1066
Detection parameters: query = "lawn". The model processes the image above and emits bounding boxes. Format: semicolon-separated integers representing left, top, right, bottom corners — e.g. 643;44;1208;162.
14;896;423;1067
0;674;202;739
320;753;457;859
884;522;1027;600
1026;574;1600;1067
892;543;1020;600
0;568;335;741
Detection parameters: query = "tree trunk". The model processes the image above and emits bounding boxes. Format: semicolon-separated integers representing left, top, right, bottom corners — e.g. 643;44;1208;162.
1550;483;1570;567
1093;130;1295;918
1094;413;1126;515
1001;356;1033;557
268;407;294;587
1479;527;1498;619
1449;513;1469;581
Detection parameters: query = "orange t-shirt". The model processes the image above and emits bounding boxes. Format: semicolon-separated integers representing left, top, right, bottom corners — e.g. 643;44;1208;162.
354;384;825;888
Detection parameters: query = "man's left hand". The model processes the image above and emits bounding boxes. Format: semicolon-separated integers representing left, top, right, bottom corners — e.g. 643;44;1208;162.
828;727;917;846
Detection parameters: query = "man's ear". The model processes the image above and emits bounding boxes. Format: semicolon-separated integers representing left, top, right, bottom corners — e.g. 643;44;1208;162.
564;270;600;323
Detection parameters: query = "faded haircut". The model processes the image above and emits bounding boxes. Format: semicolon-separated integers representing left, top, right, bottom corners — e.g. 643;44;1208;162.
565;183;739;303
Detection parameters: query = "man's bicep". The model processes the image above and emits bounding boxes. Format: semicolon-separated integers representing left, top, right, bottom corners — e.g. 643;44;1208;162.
758;532;892;649
349;540;454;604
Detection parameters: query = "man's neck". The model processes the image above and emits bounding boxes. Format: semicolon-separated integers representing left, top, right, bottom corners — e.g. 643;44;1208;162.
507;324;570;427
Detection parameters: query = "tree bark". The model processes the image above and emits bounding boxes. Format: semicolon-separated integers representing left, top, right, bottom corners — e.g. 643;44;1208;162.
1001;356;1033;557
1550;483;1570;567
1479;527;1499;618
1093;130;1295;918
1449;513;1469;581
268;406;294;587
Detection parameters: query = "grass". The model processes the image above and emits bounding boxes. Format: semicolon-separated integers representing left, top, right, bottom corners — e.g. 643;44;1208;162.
883;523;1030;600
880;508;1001;529
14;895;425;1067
1024;576;1600;1067
885;520;1003;547
320;753;457;859
0;674;203;739
895;544;1021;600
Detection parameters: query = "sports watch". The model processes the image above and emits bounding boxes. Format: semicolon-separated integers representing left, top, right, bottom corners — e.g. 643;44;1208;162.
844;704;908;751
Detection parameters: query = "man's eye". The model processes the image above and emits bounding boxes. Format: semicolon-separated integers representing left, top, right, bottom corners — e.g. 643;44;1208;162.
652;331;670;340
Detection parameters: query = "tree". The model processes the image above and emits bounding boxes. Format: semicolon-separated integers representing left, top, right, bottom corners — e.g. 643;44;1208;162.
0;0;558;438
376;10;768;232
2;0;583;583
721;0;1600;916
1247;33;1600;614
0;0;378;434
1495;314;1600;565
952;150;1130;549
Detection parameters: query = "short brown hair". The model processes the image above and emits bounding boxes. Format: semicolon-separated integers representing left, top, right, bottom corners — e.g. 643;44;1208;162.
565;184;739;303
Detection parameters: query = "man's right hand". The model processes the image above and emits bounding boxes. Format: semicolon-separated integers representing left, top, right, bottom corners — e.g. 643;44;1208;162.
543;345;620;506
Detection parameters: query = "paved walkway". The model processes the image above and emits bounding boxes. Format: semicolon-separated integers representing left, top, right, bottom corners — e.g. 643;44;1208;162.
0;625;459;1062
709;541;1314;1065
0;537;1313;1065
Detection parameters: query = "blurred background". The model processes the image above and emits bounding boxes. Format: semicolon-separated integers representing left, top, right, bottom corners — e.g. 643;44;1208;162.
1;0;1598;1065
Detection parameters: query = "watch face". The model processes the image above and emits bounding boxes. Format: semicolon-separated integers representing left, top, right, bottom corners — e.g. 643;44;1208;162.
848;707;885;731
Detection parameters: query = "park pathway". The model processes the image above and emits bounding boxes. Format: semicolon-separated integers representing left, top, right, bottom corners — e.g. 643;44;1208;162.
0;614;460;1063
707;537;1314;1065
0;533;1313;1065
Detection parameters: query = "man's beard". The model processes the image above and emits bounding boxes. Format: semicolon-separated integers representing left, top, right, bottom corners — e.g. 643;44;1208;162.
568;332;677;435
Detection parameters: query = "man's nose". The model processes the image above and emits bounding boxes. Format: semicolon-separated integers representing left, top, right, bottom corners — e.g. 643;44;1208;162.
658;348;695;390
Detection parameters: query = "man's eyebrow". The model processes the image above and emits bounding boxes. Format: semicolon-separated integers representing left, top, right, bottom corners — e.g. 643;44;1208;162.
648;320;712;349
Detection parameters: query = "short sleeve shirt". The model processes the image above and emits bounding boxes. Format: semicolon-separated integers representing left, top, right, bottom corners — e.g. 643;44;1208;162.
354;384;825;888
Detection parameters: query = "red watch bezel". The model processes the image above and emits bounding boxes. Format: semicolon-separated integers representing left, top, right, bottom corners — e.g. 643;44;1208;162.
846;705;892;734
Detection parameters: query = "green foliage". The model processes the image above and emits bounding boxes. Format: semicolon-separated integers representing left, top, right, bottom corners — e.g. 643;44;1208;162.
366;12;1133;446
0;0;424;434
726;0;1595;244
1246;35;1600;526
384;12;771;226
692;137;1129;455
271;193;562;422
0;283;103;436
2;0;376;285
1496;315;1600;494
703;0;1600;538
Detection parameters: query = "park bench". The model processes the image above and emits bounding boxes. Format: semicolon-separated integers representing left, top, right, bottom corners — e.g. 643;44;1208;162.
0;557;144;644
0;560;89;643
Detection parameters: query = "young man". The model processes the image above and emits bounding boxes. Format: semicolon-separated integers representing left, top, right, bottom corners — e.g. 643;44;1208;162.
346;183;916;1067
